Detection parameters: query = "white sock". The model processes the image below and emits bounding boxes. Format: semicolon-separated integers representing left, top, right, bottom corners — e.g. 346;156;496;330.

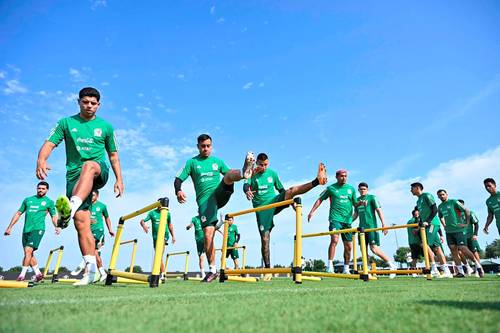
210;265;216;274
32;265;42;276
457;265;464;274
343;264;349;273
388;261;397;268
442;265;451;275
83;255;97;274
200;268;205;277
431;263;438;272
70;196;83;219
20;266;29;277
99;267;106;275
328;260;333;270
474;260;482;269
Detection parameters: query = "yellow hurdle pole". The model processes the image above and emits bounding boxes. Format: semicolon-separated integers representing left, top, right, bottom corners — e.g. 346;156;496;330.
420;226;432;280
242;246;247;270
227;199;295;218
225;267;292;275
150;199;169;288
43;251;54;277
106;221;125;285
166;250;190;256
352;232;358;272
129;240;138;273
165;254;170;273
302;227;359;239
219;217;230;283
183;251;190;280
112;270;150;282
294;197;303;284
120;201;162;222
0;281;34;288
359;231;369;282
302;271;361;280
364;223;418;233
52;246;64;283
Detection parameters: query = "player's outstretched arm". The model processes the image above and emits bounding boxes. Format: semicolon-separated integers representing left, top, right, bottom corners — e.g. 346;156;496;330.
174;177;187;203
4;211;22;235
307;199;322;222
105;216;115;237
168;223;175;244
140;219;149;233
36;141;56;180
108;151;124;197
483;212;493;234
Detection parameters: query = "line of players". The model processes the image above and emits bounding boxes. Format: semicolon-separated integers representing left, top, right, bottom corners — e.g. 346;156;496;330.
4;87;499;284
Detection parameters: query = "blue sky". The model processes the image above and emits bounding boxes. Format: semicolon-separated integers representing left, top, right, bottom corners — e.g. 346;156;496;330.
1;0;499;273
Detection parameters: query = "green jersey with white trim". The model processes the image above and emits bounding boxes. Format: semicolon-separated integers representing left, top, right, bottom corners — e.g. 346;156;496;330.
438;199;466;233
416;193;440;227
18;195;56;233
247;168;284;207
90;201;109;232
318;183;357;224
355;194;380;229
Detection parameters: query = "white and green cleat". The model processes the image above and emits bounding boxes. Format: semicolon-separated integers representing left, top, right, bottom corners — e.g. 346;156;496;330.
55;196;72;229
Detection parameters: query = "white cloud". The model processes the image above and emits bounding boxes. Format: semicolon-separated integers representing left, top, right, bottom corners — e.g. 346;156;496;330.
216;17;225;24
90;0;107;10
177;74;185;80
258;82;265;88
137;93;144;98
374;153;423;186
242;82;253;90
38;90;47;95
210;5;215;15
3;80;27;95
0;71;6;79
6;64;21;73
69;67;90;82
65;93;78;102
101;81;110;86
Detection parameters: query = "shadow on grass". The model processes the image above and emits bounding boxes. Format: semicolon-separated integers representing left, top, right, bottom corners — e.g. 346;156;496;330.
419;300;500;311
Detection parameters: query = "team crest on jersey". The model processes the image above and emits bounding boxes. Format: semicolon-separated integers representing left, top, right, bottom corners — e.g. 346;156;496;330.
71;128;78;132
212;163;218;171
94;128;102;137
347;189;352;194
259;225;264;231
268;177;273;183
41;201;46;206
96;207;101;211
201;216;207;222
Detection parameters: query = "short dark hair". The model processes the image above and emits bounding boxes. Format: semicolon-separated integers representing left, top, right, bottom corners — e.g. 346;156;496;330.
197;134;212;143
484;178;496;186
458;199;464;204
257;153;269;161
437;189;447;194
79;87;100;101
37;181;49;189
412;208;419;215
358;182;369;188
410;182;423;190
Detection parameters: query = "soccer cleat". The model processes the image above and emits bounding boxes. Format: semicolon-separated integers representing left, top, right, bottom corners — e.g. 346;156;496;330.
55;196;72;229
16;275;25;282
326;266;334;273
201;272;219;283
99;272;107;283
474;270;480;278
454;272;465;278
466;265;474;276
317;163;327;185
389;263;397;279
263;274;273;282
431;270;441;278
201;272;212;283
242;152;255;179
34;274;44;282
477;267;484;278
73;273;95;286
70;263;85;276
443;272;454;279
412;273;419;278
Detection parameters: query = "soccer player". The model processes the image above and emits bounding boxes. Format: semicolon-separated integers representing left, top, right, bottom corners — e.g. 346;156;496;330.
70;190;114;282
243;153;327;281
410;182;453;278
458;199;482;277
436;190;484;277
186;216;206;279
483;178;500;236
174;134;254;282
225;217;240;269
36;87;124;285
308;170;357;274
406;208;439;277
140;207;175;280
4;182;60;282
351;182;397;278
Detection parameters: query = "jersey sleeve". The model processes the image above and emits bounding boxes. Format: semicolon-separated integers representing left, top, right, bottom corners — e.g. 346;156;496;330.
274;172;284;192
167;212;171;224
486;200;493;214
47;119;66;146
318;188;330;202
350;187;358;206
219;159;230;175
102;204;109;218
453;200;465;213
144;212;152;222
105;124;118;153
47;200;57;217
372;196;380;209
471;212;479;224
18;198;27;213
424;193;435;206
438;206;443;218
234;224;239;234
176;159;192;182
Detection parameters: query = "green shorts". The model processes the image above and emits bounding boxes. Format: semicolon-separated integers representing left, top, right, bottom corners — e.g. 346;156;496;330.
153;235;169;249
198;181;234;228
467;237;481;252
92;228;105;250
329;221;353;242
22;230;45;250
66;160;109;211
226;247;239;260
425;224;441;248
360;231;380;246
195;237;205;256
445;231;467;246
409;243;423;260
255;192;288;235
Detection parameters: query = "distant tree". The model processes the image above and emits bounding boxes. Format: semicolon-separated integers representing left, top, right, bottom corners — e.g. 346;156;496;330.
124;265;143;273
369;256;388;268
274;264;286;268
9;266;22;272
394;247;411;267
58;266;69;272
0;267;3;273
485;239;500;259
304;259;326;272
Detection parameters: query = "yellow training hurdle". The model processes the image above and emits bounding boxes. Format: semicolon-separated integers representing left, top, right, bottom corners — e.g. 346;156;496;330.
215;245;247;269
0;280;34;288
106;197;170;288
219;198;304;283
119;239;139;273
164;251;190;280
42;245;64;283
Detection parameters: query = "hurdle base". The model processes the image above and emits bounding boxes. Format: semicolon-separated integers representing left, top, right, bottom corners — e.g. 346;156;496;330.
150;274;160;288
105;273;116;286
360;274;369;282
226;276;258;283
0;280;34;288
301;276;321;281
302;271;361;280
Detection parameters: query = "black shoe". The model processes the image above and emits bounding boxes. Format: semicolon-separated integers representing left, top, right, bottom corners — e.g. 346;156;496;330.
201;272;212;283
206;272;219;283
455;273;465;278
477;267;484;278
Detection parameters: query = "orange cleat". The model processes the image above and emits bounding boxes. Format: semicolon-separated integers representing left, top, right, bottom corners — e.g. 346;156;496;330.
317;162;327;185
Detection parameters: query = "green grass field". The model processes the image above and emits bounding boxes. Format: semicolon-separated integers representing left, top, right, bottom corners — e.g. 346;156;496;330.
1;276;499;333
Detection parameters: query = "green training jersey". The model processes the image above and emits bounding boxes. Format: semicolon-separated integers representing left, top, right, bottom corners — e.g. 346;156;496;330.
145;209;171;240
318;183;357;224
355;194;380;229
438;199;466;233
416;193;440;226
486;191;500;224
191;216;204;240
47;114;118;174
247;168;284;207
227;224;239;247
18;195;56;233
466;210;479;238
90;201;109;232
176;155;230;205
406;218;421;245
